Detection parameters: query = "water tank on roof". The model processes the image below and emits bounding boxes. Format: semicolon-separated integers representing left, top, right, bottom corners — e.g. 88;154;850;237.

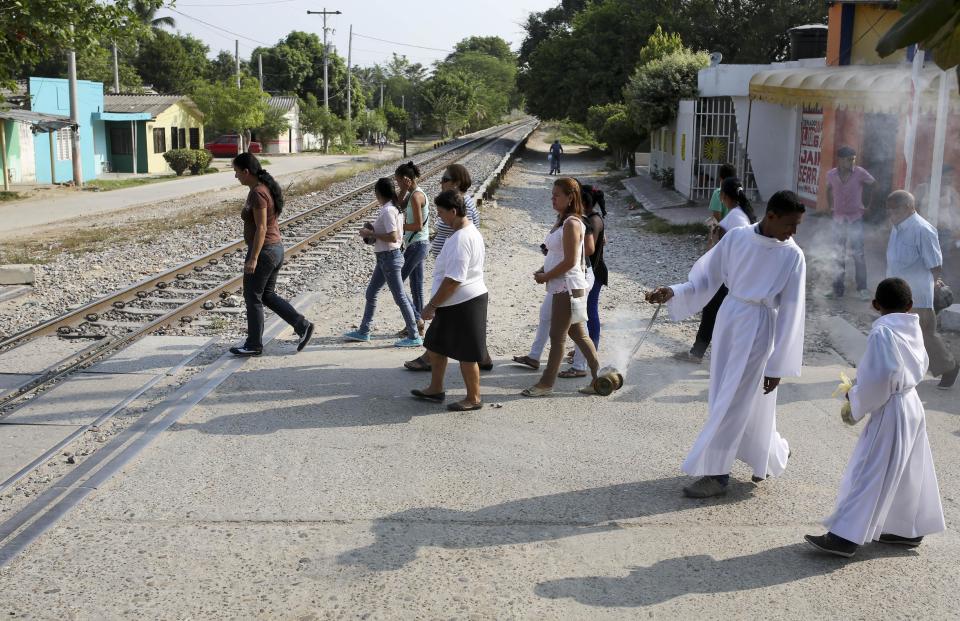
789;24;828;61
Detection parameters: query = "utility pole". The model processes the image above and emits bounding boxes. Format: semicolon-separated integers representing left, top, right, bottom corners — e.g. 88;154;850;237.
258;54;263;89
379;82;384;109
346;24;352;122
306;8;340;109
235;40;241;89
112;42;120;94
401;94;407;158
67;48;83;188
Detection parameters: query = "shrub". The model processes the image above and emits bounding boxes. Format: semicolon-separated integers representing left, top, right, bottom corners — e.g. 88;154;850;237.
189;149;213;175
163;149;195;176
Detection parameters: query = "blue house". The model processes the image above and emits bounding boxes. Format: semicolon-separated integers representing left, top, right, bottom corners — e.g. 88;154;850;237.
29;77;108;183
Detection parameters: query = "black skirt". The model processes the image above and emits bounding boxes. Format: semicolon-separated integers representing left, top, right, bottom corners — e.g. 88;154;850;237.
424;293;488;362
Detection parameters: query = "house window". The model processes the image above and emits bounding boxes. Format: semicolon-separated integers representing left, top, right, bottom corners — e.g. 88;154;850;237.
189;127;200;149
153;127;166;153
170;126;179;149
56;128;73;160
179;128;186;149
109;126;132;155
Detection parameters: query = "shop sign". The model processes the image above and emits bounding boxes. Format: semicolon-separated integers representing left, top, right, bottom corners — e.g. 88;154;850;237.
797;106;823;202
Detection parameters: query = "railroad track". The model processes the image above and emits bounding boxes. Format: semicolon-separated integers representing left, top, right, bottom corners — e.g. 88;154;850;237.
0;119;537;414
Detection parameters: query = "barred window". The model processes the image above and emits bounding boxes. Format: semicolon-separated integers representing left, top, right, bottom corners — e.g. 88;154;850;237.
109;126;132;155
153;127;166;153
56;128;73;160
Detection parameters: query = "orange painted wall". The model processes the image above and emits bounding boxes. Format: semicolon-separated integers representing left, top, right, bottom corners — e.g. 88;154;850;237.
826;4;843;67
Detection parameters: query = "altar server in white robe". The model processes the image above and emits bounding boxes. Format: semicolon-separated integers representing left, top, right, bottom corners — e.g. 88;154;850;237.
646;190;806;498
806;277;945;558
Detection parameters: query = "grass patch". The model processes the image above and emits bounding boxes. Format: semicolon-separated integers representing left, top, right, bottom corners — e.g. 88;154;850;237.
286;163;376;197
85;176;178;192
0;247;47;264
0;191;21;202
638;211;709;236
541;120;605;150
258;158;271;165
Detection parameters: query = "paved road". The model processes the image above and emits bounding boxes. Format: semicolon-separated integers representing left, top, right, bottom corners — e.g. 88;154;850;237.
0;146;409;240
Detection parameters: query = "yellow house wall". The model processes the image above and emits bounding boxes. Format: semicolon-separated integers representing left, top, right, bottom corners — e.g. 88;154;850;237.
145;102;204;174
850;5;907;65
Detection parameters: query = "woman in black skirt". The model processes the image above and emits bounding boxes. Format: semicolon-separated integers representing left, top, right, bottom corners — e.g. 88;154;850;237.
410;190;488;411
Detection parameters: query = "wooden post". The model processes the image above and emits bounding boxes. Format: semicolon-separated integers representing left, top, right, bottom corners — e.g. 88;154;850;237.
0;121;9;192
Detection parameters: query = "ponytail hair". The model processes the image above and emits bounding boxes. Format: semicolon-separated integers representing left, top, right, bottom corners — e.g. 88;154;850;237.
720;176;756;224
374;177;400;209
395;160;421;180
579;182;607;217
233;152;284;214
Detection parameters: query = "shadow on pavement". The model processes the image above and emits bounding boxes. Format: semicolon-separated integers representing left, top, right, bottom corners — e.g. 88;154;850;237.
534;543;917;607
336;477;756;572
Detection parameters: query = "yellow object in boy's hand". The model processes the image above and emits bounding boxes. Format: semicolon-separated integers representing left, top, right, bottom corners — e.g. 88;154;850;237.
840;401;857;426
832;371;854;399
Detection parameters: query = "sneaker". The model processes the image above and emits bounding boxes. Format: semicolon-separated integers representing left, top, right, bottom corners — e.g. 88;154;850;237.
937;363;959;390
296;322;314;352
394;336;423;348
229;345;262;357
857;289;872;301
682;476;728;498
804;533;858;558
344;330;370;342
877;533;923;547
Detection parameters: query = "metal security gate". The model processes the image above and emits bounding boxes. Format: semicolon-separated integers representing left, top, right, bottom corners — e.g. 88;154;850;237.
692;97;758;201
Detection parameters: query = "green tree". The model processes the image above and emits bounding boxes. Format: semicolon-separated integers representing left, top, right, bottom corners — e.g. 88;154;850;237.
877;0;960;81
438;36;518;127
3;0;159;93
255;106;291;141
356;108;387;142
588;103;644;174
129;0;175;30
422;70;479;137
625;48;709;133
639;25;684;66
190;76;268;152
79;45;144;93
206;50;238;83
452;36;515;62
136;31;210;94
383;101;409;138
299;93;347;153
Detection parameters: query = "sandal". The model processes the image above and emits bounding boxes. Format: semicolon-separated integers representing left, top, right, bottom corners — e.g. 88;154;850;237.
447;401;483;411
512;355;540;370
521;385;553;397
404;357;432;372
558;367;587;378
410;389;445;403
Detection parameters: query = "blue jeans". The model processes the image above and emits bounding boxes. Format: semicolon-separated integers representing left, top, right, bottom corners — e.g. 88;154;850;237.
360;249;419;336
243;243;308;349
572;279;603;371
400;240;428;321
833;219;867;295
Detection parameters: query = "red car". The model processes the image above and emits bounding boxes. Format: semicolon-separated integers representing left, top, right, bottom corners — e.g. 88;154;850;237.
204;135;262;157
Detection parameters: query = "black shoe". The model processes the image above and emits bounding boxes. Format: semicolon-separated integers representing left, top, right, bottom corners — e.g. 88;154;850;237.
297;322;314;352
410;389;445;403
937;363;959;390
878;533;923;547
229;346;262;357
804;533;858;558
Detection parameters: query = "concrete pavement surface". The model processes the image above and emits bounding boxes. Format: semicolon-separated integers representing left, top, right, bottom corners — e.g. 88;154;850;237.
0;150;957;618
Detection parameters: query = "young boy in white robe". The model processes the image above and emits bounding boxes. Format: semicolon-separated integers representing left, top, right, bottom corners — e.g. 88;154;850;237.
646;190;807;498
805;277;945;558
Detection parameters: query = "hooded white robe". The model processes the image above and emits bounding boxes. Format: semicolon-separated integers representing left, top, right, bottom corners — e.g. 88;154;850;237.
667;223;806;479
823;313;945;545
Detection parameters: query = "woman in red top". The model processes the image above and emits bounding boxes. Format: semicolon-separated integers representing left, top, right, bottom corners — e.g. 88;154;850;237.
230;153;313;356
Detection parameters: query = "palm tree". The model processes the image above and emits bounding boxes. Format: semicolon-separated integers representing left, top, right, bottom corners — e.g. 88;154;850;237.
130;0;176;30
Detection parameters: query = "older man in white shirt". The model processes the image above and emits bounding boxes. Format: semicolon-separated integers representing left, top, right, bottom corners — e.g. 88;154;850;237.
886;190;959;389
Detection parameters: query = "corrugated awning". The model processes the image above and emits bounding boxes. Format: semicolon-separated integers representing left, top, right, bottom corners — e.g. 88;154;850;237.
749;65;960;113
0;109;76;133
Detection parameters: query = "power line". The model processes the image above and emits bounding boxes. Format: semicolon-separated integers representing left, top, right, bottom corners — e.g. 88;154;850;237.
353;32;452;54
166;7;270;47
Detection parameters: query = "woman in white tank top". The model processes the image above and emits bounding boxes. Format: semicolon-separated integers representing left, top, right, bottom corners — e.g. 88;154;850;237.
522;178;602;397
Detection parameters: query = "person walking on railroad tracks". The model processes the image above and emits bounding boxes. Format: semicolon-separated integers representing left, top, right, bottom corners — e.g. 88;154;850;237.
549;140;563;175
825;146;876;301
378;134;387;152
805;277;945;558
404;164;492;372
230;153;314;357
411;190;488;411
646;190;806;498
520;177;601;397
884;190;959;389
344;178;423;347
396;161;429;338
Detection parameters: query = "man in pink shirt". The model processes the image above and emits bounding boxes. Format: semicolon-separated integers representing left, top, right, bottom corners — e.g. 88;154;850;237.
826;146;876;300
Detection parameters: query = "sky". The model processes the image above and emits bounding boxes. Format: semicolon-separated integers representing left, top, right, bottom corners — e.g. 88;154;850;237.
157;0;559;67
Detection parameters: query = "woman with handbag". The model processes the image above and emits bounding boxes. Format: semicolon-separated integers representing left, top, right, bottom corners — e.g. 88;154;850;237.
521;177;601;397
